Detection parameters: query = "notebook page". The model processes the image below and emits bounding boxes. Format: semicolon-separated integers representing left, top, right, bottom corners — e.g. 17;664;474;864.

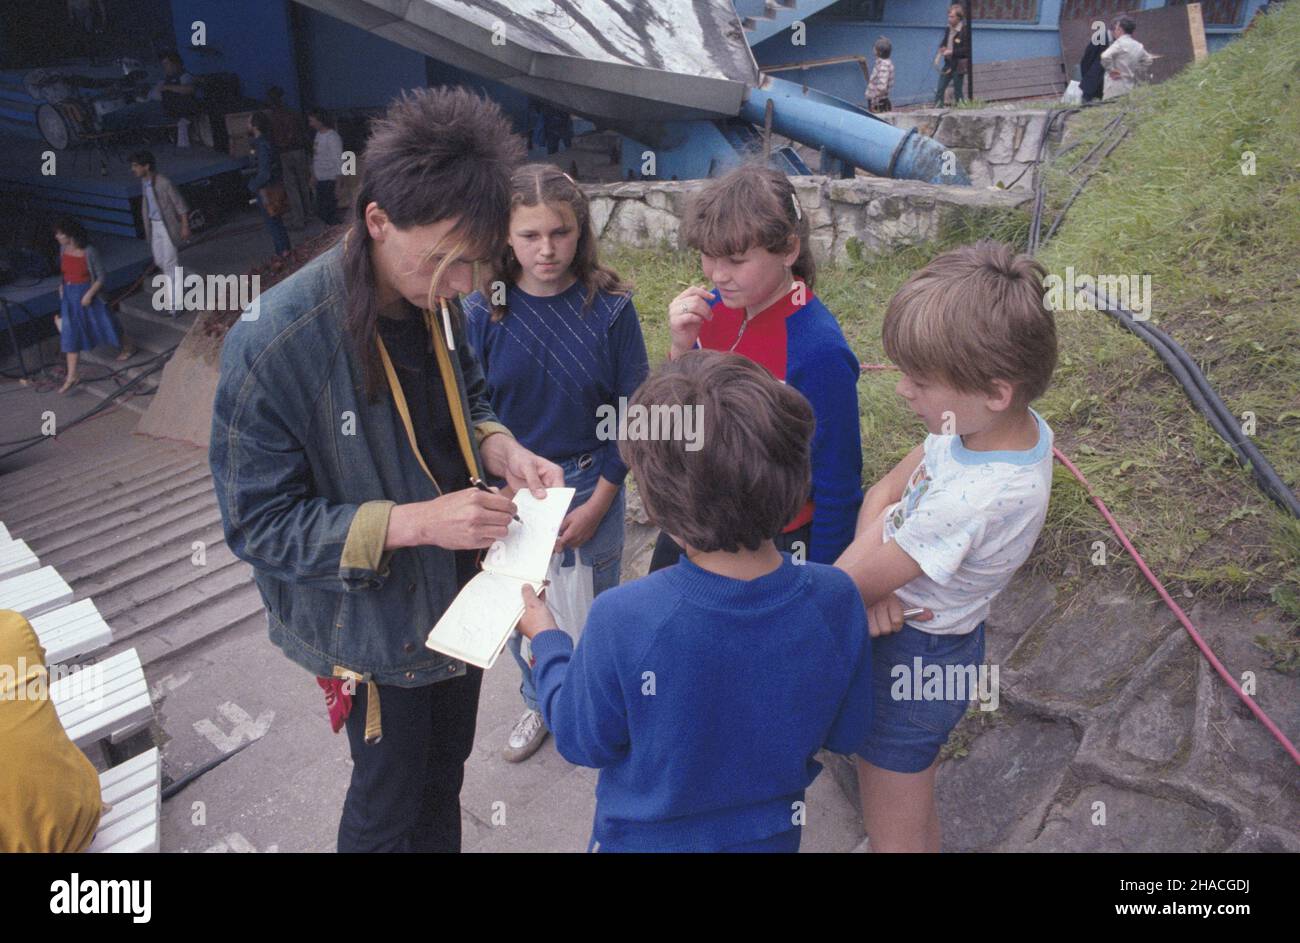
482;487;575;583
425;571;539;669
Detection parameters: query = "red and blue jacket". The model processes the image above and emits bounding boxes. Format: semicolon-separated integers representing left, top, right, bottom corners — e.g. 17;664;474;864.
697;280;864;564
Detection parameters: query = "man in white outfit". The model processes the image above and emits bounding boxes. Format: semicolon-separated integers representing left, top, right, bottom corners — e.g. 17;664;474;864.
1101;16;1154;100
130;150;191;316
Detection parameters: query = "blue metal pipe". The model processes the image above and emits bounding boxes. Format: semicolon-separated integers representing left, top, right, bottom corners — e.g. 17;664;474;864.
741;76;969;185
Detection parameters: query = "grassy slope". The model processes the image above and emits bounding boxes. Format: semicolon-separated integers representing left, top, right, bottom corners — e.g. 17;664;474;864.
601;3;1300;639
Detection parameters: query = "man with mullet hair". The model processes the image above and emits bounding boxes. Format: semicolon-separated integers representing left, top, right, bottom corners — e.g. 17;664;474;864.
210;87;563;852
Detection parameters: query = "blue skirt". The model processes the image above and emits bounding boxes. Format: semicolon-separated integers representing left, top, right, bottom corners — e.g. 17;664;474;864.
60;282;124;353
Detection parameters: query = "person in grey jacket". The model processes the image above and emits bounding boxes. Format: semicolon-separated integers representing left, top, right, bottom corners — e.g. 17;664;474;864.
130;150;190;315
210;87;563;853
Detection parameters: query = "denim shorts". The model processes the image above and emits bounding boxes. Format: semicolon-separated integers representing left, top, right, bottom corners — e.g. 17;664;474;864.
857;622;986;774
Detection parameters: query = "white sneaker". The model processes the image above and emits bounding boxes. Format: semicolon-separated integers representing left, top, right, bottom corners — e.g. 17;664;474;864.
503;709;548;762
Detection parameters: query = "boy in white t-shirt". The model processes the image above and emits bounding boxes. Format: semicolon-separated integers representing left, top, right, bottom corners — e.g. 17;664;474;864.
836;240;1058;852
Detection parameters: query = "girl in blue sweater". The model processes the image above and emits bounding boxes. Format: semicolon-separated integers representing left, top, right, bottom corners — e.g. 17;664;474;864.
464;164;649;763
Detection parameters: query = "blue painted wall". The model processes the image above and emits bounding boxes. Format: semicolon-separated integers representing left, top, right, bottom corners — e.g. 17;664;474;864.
297;6;427;111
298;9;531;124
751;0;1269;107
170;0;299;106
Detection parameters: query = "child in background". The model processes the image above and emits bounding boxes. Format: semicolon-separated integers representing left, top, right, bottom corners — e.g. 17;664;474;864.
655;163;863;571
464;163;649;764
516;350;874;852
835;241;1058;852
866;38;895;113
53;217;135;395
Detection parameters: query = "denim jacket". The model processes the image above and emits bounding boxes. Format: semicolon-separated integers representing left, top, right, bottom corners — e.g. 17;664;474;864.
247;136;282;193
209;239;514;688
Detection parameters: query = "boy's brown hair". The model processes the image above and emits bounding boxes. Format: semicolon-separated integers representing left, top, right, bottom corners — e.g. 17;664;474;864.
622;350;814;553
882;240;1057;403
487;163;631;321
682;163;816;291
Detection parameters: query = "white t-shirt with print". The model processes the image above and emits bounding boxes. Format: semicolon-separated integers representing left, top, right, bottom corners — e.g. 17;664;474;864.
882;409;1054;636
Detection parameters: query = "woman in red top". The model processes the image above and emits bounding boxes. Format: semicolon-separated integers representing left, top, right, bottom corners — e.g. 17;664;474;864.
53;217;134;394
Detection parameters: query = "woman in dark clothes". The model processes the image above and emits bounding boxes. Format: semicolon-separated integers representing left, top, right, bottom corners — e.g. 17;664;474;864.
248;111;292;259
934;4;971;106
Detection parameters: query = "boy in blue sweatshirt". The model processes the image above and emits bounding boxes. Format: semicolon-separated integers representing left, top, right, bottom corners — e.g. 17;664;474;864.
516;350;873;852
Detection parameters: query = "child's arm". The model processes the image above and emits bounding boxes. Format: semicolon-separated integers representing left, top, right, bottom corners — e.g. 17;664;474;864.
856;443;924;536
823;579;874;755
557;475;618;550
519;586;630;768
835;524;925;610
600;299;650;486
797;346;864;563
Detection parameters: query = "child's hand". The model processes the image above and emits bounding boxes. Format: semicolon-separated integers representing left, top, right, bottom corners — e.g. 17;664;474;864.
80;291;93;307
518;584;558;640
668;286;714;359
867;593;933;637
555;500;602;551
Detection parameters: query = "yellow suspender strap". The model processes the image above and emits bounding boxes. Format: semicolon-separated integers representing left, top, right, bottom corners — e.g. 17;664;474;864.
364;680;382;744
427;303;483;481
374;305;482;489
376;334;441;493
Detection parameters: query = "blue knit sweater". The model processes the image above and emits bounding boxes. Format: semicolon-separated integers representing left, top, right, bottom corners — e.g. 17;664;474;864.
463;281;649;485
530;553;873;852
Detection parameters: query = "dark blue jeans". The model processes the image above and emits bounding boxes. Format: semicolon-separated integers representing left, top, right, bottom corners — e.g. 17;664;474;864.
256;194;291;256
935;67;966;105
337;667;483;853
315;179;338;226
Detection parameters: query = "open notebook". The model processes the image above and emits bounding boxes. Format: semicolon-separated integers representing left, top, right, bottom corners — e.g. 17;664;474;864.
425;487;575;669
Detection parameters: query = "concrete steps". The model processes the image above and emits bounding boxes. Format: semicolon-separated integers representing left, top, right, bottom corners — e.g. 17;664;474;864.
0;435;261;673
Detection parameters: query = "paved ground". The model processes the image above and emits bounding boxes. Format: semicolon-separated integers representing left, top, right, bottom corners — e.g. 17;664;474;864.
147;607;866;853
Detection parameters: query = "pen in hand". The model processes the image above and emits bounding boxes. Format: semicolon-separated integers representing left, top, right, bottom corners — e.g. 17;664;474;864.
470;476;522;523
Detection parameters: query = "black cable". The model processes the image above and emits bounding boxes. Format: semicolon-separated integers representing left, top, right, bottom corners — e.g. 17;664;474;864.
1084;288;1300;518
1043;125;1129;244
161;738;257;801
0;356;168;459
1027;113;1300;518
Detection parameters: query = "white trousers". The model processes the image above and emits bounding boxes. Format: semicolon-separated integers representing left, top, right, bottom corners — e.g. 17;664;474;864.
150;222;181;313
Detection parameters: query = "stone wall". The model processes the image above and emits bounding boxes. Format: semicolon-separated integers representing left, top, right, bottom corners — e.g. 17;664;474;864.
876;108;1060;191
586;176;1032;264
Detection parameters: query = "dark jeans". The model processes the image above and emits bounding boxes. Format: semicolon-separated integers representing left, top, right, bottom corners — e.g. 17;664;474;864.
256;194;291;256
337;667;484;853
935;67;966;106
315;179;338;226
646;522;814;574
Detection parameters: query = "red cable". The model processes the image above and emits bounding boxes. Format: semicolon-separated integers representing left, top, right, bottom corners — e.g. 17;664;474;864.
861;361;1300;765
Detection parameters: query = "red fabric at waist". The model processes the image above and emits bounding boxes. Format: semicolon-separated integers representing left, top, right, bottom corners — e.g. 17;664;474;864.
782;499;814;533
